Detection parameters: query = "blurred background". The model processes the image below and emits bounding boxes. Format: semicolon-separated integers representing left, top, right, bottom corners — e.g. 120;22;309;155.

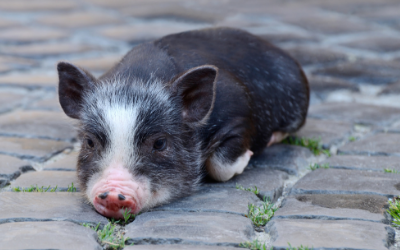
0;0;400;113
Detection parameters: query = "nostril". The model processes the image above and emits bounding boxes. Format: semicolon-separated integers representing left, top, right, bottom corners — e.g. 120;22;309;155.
118;194;126;200
98;191;109;200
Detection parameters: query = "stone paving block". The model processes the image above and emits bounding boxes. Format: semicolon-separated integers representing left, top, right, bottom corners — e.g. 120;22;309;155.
308;76;359;94
379;81;400;95
37;11;123;28
0;0;78;11
0;110;77;141
85;0;147;8
1;43;100;59
294;118;353;148
11;171;78;191
322;155;400;171
266;219;391;250
0;27;68;44
313;59;400;85
71;54;122;72
99;22;206;43
205;168;288;202
308;102;400;126
0;17;20;29
281;12;372;35
259;33;319;45
0;221;102;250
0;73;58;89
43;151;78;171
291;168;400;197
316;0;398;15
125;245;241;250
0;137;72;162
29;94;63;111
153;187;259;215
0;192;108;224
0;91;29;113
356;5;400;29
339;133;400;156
340;35;400;53
286;46;347;66
308;76;359;104
249;144;312;175
0;154;31;180
389;121;400;133
0;55;38;73
125;211;254;245
275;195;387;223
122;3;222;23
0;178;10;188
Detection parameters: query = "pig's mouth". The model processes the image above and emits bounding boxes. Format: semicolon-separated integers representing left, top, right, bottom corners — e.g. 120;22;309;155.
89;171;147;219
93;190;139;219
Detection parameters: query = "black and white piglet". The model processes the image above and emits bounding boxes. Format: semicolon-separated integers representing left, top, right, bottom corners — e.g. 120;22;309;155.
57;27;309;219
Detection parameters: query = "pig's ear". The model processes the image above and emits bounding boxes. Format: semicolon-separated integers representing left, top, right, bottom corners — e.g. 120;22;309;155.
171;65;218;126
57;62;96;119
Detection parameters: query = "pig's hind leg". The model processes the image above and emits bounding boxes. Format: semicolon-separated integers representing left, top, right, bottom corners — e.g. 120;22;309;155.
267;131;289;147
206;138;253;182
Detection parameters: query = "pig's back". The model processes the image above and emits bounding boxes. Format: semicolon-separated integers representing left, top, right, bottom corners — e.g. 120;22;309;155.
154;28;309;151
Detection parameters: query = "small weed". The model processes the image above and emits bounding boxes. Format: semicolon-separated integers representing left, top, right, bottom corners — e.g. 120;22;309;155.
67;182;77;192
236;184;260;195
82;222;129;250
282;137;330;156
348;136;356;142
12;185;57;192
308;163;329;171
247;197;277;227
239;239;268;250
122;208;137;224
287;243;313;250
388;197;400;227
384;168;400;174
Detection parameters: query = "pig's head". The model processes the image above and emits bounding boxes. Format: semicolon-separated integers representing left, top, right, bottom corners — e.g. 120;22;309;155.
57;62;218;219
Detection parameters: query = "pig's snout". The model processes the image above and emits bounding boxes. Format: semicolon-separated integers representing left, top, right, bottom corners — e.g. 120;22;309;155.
89;163;145;219
93;190;137;219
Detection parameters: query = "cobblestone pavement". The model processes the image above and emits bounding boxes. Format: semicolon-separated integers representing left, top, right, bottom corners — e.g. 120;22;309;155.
1;0;400;249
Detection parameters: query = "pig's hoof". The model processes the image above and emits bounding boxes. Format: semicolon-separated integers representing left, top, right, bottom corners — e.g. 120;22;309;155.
93;191;136;219
267;131;289;147
207;149;253;182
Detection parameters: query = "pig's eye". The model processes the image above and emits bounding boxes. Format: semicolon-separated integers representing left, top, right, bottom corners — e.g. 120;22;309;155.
153;138;167;151
86;138;95;148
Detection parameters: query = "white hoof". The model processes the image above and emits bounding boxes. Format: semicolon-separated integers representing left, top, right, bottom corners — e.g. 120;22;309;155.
207;149;253;182
267;131;289;147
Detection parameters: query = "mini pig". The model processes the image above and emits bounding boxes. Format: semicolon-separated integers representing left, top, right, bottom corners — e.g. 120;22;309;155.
57;27;309;219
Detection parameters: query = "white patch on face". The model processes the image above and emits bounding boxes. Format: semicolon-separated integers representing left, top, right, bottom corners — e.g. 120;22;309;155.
83;76;171;170
206;149;253;182
101;105;139;166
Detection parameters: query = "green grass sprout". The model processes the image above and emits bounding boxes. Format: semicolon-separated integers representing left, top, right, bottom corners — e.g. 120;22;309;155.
287;243;313;250
239;239;268;250
384;168;400;174
282;137;330;156
67;182;77;192
236;184;260;195
388;197;400;227
11;185;58;192
308;163;329;171
82;222;129;249
247;197;277;227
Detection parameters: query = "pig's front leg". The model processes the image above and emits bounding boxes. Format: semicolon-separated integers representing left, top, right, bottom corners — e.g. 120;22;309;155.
206;137;253;182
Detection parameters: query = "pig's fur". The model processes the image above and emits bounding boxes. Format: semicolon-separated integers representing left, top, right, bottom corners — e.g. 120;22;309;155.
58;27;309;213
